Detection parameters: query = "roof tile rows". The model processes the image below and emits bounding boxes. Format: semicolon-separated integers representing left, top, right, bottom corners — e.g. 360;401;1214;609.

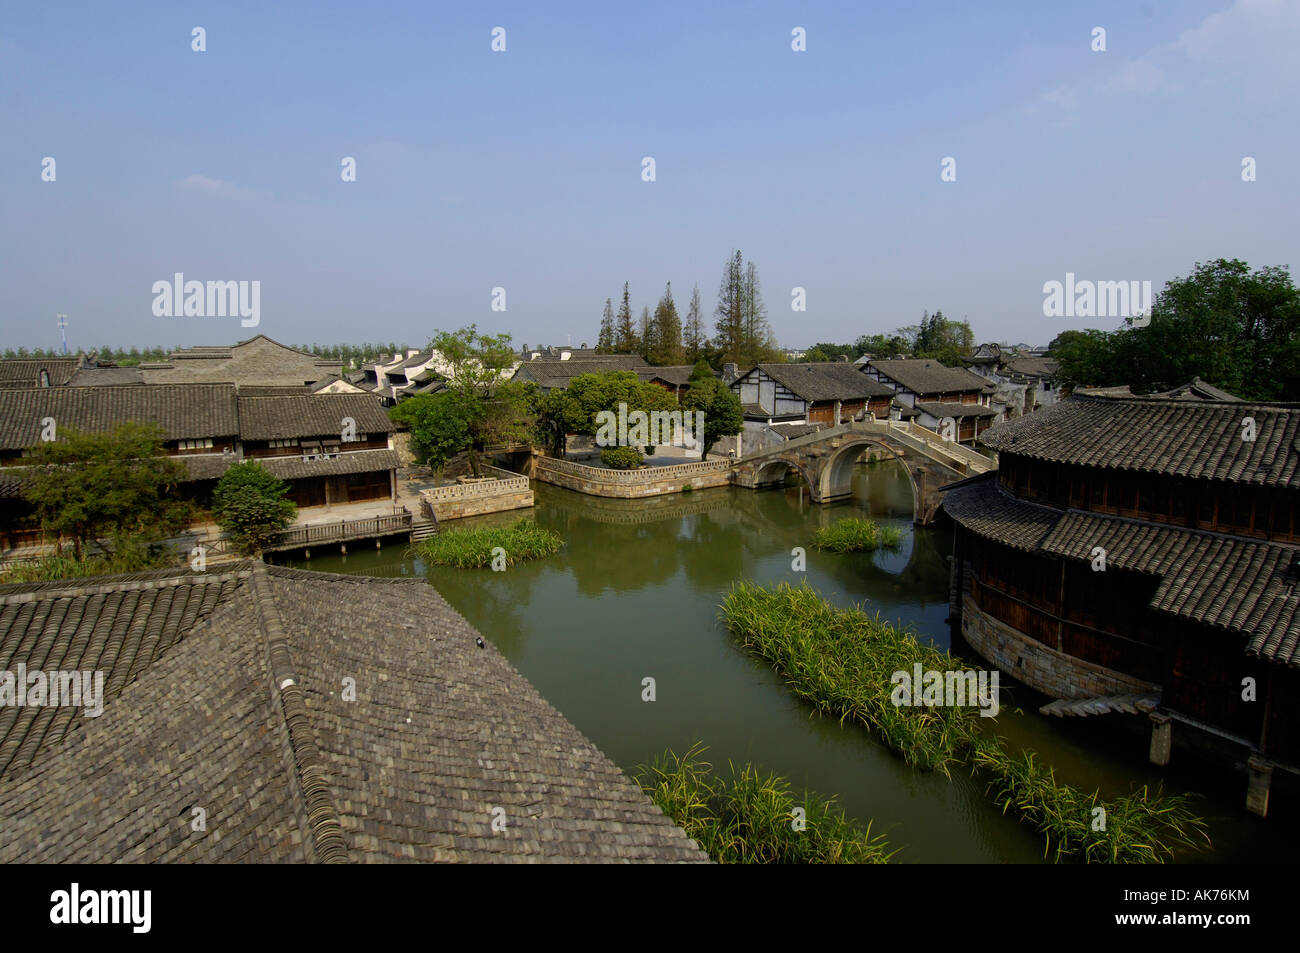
0;384;240;448
0;563;707;863
867;359;989;395
943;475;1300;666
237;394;394;440
980;392;1300;488
744;363;895;402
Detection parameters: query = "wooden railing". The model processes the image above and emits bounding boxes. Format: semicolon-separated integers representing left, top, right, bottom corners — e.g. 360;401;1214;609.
535;455;730;484
272;511;413;549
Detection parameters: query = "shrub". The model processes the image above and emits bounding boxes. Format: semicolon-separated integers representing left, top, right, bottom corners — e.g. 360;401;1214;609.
414;518;562;568
600;446;643;470
212;462;297;554
634;743;895;864
812;517;903;553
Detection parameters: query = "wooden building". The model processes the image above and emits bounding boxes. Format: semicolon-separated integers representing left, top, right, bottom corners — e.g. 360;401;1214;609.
943;387;1300;815
863;358;997;443
731;363;896;457
0;384;397;551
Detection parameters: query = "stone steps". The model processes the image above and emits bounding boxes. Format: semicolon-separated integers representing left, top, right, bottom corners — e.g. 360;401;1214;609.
1039;693;1161;718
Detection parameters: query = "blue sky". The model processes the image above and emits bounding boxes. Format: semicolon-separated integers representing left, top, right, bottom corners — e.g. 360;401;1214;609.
2;0;1297;353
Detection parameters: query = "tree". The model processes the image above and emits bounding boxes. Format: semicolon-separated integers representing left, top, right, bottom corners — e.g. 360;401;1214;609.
211;462;298;555
597;298;615;352
853;333;910;360
428;325;531;474
638;305;654;362
649;282;684;365
614;282;637;353
713;250;745;364
1049;259;1300;400
683;377;744;457
22;423;193;560
900;310;974;366
388;391;474;471
683;283;705;364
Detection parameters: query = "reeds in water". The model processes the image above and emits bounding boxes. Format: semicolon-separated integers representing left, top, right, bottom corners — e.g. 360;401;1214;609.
812;517;903;553
414;518;562;568
720;580;1210;863
634;742;896;864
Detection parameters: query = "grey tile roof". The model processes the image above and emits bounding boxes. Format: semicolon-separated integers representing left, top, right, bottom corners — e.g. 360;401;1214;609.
0;384;239;449
980;391;1300;488
0;359;81;388
139;335;343;387
943;474;1300;666
0;563;707;863
867;358;987;395
914;401;998;419
238;394;394;440
1002;357;1059;379
512;357;649;389
65;366;145;386
746;363;895;402
639;366;698;387
257;448;400;480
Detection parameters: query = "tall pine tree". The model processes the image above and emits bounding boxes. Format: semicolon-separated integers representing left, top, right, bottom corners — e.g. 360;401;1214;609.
650;282;683;365
597;298;615;352
713;250;745;364
614;282;636;353
638;306;653;361
683;283;705;363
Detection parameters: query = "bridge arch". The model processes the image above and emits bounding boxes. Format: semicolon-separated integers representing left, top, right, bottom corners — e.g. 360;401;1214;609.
752;455;817;493
818;437;919;509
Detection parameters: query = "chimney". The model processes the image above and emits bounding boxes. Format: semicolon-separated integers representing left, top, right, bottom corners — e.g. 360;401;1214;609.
722;362;739;383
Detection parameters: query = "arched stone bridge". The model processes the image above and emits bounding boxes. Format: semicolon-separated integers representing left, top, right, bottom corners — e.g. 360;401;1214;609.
730;419;995;524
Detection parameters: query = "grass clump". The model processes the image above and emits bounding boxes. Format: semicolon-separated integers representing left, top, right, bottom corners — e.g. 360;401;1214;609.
720;581;1210;863
0;547;179;584
414;518;562;568
812;517;903;553
634;743;896;864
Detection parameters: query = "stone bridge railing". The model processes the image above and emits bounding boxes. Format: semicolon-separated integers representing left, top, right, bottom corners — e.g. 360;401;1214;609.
536;456;731;484
420;466;529;502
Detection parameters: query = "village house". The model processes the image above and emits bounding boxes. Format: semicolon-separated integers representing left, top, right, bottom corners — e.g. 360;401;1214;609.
0;357;84;389
943;386;1300;816
0;561;707;863
730;363;896;455
0;384;397;551
965;343;1062;419
135;335;344;388
861;357;997;444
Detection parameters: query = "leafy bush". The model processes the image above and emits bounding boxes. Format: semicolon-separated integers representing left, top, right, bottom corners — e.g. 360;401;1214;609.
212;462;297;554
600;446;643;470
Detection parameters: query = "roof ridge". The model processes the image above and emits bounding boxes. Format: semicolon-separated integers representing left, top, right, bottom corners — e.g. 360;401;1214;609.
264;564;431;585
0;563;254;601
247;561;349;863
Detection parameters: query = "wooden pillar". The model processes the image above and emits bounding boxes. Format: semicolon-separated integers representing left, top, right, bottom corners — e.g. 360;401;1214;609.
1148;712;1172;766
1246;755;1273;818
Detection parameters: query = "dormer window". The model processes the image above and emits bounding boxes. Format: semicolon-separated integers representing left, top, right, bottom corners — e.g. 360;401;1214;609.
38;369;50;387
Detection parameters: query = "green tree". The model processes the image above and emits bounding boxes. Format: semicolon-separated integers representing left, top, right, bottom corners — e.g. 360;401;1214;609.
614;282;637;353
388;391;474;471
683;376;744;457
597;298;615;352
428;325;533;473
22;423;193;560
650;282;684;365
683;283;706;364
211;462;298;554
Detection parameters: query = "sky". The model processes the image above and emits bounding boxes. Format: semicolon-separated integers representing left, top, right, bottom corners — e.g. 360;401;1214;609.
2;0;1297;353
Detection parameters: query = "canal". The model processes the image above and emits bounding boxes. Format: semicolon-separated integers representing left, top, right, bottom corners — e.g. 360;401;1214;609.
275;460;1283;863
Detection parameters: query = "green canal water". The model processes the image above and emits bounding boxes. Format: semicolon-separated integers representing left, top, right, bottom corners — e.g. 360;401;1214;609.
275;461;1285;863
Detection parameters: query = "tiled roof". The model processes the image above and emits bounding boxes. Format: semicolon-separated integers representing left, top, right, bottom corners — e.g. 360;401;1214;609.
238;394;394;440
746;363;895;402
512;357;650;389
257;448;400;481
867;359;987;395
980;391;1300;488
1002;357;1059;379
0;359;81;388
65;366;145;386
943;475;1300;666
0;563;706;862
914;401;998;419
640;365;698;387
0;384;239;449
